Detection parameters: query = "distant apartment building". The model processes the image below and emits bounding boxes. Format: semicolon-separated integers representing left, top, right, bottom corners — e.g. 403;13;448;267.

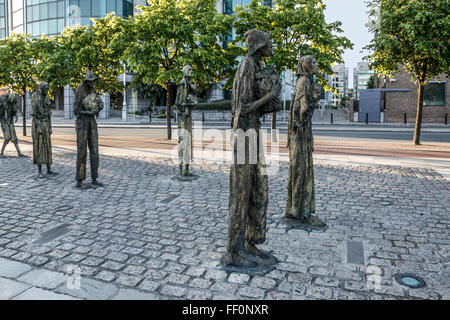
353;62;374;99
331;64;348;106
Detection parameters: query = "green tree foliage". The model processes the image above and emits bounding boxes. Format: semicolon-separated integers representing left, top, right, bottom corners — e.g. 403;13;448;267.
233;0;353;91
123;0;240;139
0;34;37;136
365;0;450;145
367;74;375;89
30;13;128;98
58;14;128;94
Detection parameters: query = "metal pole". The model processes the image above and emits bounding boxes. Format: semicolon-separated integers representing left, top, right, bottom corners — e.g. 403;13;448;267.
202;112;205;123
445;114;448;125
132;91;136;121
366;113;368;125
283;71;286;122
404;113;407;125
122;64;127;122
331;113;333;124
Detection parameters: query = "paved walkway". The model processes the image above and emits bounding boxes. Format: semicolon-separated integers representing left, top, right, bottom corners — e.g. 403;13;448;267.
0;143;449;300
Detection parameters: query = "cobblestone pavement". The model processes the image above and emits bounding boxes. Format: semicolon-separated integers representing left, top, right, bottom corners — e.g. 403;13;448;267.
0;145;449;300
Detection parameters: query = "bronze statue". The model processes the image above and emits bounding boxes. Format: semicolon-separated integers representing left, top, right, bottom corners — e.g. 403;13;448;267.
0;93;25;158
222;29;281;270
174;65;198;180
31;82;57;178
285;55;327;231
74;71;104;188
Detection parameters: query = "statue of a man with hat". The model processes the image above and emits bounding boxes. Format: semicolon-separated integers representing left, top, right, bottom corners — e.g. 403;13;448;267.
222;29;281;269
73;71;104;188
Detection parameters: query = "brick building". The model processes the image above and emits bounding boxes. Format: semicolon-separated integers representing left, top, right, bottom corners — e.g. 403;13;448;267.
381;67;449;124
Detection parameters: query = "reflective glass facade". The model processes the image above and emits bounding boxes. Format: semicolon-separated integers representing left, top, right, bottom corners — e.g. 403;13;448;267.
12;0;24;34
0;0;7;38
26;0;66;37
0;0;137;38
68;0;133;26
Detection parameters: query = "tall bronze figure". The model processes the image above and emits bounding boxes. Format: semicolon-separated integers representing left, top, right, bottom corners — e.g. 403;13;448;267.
74;71;104;188
175;65;198;180
222;29;281;269
31;82;57;178
0;93;25;158
285;55;326;231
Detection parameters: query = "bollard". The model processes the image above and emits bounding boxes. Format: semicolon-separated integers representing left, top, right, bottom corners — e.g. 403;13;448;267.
366;113;368;125
149;113;151;123
331;113;333;124
202;112;205;123
445;114;448;125
263;115;266;123
404;113;407;125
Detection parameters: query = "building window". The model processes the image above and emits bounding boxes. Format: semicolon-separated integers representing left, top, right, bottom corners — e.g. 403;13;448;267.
223;0;233;15
424;82;446;107
26;0;65;37
0;0;7;38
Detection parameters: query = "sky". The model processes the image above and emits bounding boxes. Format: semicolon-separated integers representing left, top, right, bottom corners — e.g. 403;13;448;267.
323;0;374;88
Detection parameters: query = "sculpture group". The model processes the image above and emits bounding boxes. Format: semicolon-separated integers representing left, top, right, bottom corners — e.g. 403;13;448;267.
0;71;104;188
221;30;327;271
0;29;327;274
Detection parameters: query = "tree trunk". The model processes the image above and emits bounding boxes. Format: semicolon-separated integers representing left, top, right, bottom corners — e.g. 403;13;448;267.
271;111;276;129
22;91;27;137
166;84;172;140
413;83;424;145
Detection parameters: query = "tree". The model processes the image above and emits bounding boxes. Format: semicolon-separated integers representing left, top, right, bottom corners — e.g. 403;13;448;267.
365;0;450;145
0;34;37;136
233;0;353;128
31;35;74;97
124;0;239;139
367;75;375;89
58;14;128;95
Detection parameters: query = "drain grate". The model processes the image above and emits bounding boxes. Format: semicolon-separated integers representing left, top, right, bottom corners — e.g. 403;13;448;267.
395;273;426;289
56;205;73;212
160;194;179;204
34;223;71;244
379;200;393;206
347;241;365;265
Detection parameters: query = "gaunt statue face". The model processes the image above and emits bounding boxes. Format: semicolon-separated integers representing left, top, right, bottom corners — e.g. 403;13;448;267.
183;65;193;78
311;59;319;75
260;41;273;58
42;84;49;96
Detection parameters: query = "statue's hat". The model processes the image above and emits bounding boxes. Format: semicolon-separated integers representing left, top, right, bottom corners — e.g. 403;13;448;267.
244;29;271;56
85;71;99;81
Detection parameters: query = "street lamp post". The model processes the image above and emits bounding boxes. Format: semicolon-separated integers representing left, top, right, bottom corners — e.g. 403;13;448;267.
122;64;127;122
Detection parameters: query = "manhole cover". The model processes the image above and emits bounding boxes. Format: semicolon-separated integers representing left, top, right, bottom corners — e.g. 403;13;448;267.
379;201;393;206
395;273;426;289
56;205;73;212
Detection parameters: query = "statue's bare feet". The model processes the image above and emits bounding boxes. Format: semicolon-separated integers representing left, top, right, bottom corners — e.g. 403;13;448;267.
302;215;326;228
245;243;272;260
47;169;58;175
76;181;83;188
92;180;104;187
37;173;46;179
18;152;26;157
221;253;257;268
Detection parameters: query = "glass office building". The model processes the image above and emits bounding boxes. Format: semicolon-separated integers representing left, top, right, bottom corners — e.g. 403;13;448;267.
0;0;134;38
0;0;7;38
